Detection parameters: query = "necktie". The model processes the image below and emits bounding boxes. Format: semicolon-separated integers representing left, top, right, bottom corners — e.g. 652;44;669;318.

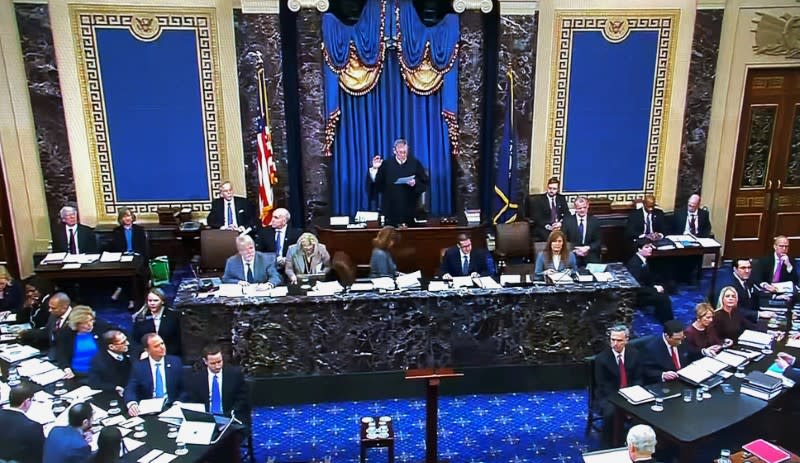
671;347;680;370
68;228;77;254
773;261;782;283
689;214;697;235
275;231;282;256
578;219;585;244
226;202;233;226
55;318;62;331
246;264;254;283
550;197;557;223
462;255;469;276
154;363;165;398
210;375;222;415
644;214;652;235
618;355;628;388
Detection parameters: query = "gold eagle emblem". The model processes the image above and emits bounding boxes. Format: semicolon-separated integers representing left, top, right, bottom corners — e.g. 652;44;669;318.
130;14;162;42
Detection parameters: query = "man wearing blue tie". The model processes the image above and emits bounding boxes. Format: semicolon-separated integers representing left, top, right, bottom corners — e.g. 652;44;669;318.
186;344;248;419
124;333;185;416
438;233;493;279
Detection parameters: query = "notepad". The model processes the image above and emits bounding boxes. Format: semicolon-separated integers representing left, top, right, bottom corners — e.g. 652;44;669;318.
450;276;474;288
427;281;449;292
100;251;122;263
396;271;422;289
742;439;791;463
715;350;747;368
618;385;655;404
137;398;166;415
474;276;501;289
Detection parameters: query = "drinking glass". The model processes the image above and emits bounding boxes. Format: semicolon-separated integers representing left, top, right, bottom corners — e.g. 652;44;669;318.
175;441;188;456
735;365;746;378
650;397;664;412
682;389;692;402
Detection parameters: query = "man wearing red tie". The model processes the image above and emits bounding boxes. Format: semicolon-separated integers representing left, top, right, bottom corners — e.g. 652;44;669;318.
593;325;642;445
642;320;689;384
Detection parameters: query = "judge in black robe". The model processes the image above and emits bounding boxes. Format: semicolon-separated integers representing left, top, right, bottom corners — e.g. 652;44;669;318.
368;139;428;226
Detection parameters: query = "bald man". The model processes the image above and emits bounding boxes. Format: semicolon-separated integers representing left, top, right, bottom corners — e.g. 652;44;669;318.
625;195;667;242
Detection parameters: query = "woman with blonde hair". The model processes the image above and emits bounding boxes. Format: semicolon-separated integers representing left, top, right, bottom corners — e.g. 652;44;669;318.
285;233;331;284
55;305;113;379
131;287;181;357
713;285;760;342
0;264;23;315
684;302;730;360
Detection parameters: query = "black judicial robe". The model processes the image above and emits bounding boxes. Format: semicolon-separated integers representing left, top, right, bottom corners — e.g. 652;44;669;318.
372;156;428;226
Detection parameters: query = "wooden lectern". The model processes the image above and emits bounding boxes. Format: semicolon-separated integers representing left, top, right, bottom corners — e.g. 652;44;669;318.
405;368;463;463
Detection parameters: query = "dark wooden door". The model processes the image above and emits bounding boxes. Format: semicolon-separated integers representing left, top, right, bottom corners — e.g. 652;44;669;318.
0;156;19;277
725;68;800;258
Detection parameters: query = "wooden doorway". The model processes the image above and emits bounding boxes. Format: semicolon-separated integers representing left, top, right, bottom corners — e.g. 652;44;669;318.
725;68;800;258
0;151;19;277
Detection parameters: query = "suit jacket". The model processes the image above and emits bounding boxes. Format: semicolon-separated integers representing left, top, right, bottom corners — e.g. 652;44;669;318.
0;408;44;463
124;355;186;405
594;347;642;404
107;224;148;258
51;223;97;254
285;243;331;281
641;336;691;384
131;308;182;357
715;271;759;322
185;366;249;420
534;252;577;274
222;252;282;286
784;358;800;383
671;207;712;237
370;248;397;277
54;319;113;370
43;425;91;463
207;196;257;229
625;255;662;289
527;194;570;241
22;311;71;352
562;214;602;263
438;246;492;277
256;226;303;258
755;253;799;286
625;208;667;241
88;350;132;393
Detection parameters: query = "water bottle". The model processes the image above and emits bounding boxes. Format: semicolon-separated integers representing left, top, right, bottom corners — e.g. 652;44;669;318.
718;449;731;463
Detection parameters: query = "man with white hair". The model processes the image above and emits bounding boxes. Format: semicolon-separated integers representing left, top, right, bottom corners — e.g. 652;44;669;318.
51;205;97;254
256;207;302;266
627;424;658;462
207;181;257;230
223;234;281;287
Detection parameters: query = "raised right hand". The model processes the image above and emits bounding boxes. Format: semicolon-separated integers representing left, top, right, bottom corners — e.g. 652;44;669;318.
372;156;382;169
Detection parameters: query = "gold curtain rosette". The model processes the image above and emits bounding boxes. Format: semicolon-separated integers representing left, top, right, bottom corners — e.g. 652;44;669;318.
395;39;459;96
323;42;386;95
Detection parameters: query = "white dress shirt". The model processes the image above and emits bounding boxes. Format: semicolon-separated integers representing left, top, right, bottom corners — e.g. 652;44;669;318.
65;225;80;253
224;199;238;228
683;212;699;234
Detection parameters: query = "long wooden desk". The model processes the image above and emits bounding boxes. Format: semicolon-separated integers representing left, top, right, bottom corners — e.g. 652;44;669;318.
316;219;486;278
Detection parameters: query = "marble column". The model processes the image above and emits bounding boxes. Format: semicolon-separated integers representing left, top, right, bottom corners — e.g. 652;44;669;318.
495;13;537;200
15;4;76;221
296;10;329;224
674;9;724;208
455;12;485;212
234;11;289;209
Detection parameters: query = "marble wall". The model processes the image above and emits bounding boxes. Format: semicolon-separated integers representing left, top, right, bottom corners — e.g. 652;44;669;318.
455;12;485;212
674;9;723;209
234;11;289;213
296;11;330;224
495;13;537;204
15;4;76;224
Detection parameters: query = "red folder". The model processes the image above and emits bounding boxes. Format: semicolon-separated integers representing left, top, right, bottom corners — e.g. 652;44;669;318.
742;439;791;463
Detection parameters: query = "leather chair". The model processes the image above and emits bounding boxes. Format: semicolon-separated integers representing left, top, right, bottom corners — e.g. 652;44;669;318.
331;251;357;286
199;229;239;276
494;221;533;274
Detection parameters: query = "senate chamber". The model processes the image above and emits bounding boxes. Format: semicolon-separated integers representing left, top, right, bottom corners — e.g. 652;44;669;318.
0;0;799;462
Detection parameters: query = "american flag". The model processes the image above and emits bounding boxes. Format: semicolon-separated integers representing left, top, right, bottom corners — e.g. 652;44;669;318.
256;61;277;225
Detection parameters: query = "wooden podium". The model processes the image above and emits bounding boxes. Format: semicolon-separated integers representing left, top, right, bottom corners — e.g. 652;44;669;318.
405;368;463;463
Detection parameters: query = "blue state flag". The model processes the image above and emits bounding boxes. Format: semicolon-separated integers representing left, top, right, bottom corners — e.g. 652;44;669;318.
493;73;519;224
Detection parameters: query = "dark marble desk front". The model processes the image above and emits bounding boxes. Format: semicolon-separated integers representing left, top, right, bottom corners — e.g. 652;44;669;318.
175;264;638;377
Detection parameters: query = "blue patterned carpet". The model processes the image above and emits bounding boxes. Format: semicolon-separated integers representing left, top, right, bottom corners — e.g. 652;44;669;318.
93;265;729;462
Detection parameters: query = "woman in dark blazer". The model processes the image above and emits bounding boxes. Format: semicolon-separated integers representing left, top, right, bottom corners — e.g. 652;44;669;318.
130;288;182;357
0;265;24;315
107;207;148;309
55;305;113;380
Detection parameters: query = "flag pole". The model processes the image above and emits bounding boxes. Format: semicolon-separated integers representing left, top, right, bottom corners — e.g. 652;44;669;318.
255;51;270;128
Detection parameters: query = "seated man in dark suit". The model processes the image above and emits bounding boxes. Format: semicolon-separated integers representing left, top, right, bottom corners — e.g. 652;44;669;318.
438;233;493;279
562;196;602;266
624;194;667;242
715;258;772;323
594;324;641;445
626;238;674;324
186;344;249;419
207;181;257;231
223;234;282;287
626;425;658;463
51;205;97;254
19;291;72;354
670;194;713;283
256;208;302;268
43;402;92;463
641;320;690;384
0;383;44;463
125;333;186;416
527;177;569;241
755;235;798;294
88;329;131;396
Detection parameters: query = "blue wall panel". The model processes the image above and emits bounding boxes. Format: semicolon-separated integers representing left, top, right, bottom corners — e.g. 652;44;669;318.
96;29;210;202
562;30;658;193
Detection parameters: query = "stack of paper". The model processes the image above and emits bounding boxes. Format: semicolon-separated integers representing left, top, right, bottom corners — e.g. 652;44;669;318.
100;251;122;263
370;277;396;290
738;330;773;349
0;344;40;362
39;253;67;265
696;237;721;248
546;270;573;284
308;280;344;296
714;350;748;368
473;276;501;289
350;282;374;292
0;312;16;323
677;357;727;386
592;272;614;282
450;276;474;288
618;385;655;405
17;358;59;378
499;274;522;286
62;385;102;401
0;323;31;334
396;271;422;289
427;281;450;292
137;398;166;415
30;368;65;386
25;399;57;424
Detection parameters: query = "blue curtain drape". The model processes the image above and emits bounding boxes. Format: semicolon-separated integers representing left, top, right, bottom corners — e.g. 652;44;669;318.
322;0;458;217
